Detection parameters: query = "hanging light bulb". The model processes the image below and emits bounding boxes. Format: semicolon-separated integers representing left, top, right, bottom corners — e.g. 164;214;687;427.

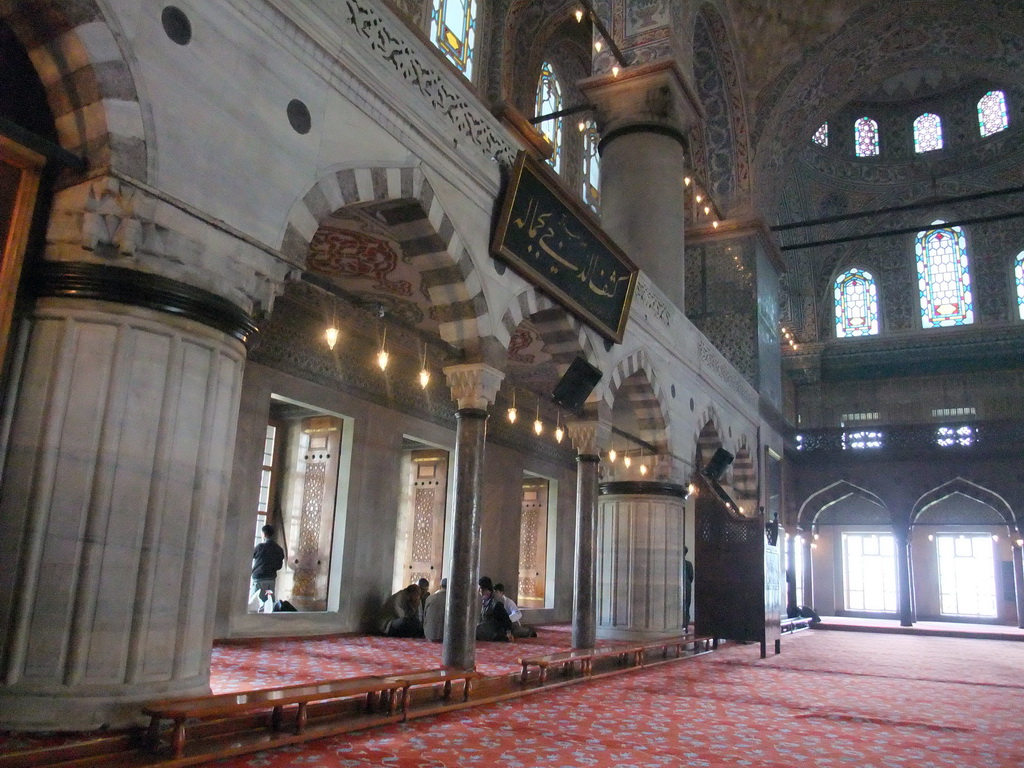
595;40;603;52
533;400;543;435
325;325;339;350
712;220;719;229
684;176;691;186
377;327;389;370
608;447;617;463
623;453;632;468
555;417;564;444
575;7;584;22
612;65;620;77
704;205;711;215
418;342;430;388
507;388;517;423
695;194;702;203
578;120;586;132
639;461;648;476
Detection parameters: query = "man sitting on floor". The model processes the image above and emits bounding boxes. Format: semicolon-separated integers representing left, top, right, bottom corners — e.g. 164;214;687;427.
476;577;514;642
378;584;424;638
493;583;537;638
423;578;447;642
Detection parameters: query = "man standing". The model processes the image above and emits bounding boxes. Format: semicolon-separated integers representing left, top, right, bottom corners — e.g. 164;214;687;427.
251;524;285;612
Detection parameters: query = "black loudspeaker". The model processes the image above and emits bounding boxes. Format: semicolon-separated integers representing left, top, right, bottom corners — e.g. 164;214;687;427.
702;447;734;481
551;357;602;412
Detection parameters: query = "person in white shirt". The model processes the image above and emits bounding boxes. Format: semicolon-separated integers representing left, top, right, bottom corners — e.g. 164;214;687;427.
493;583;537;638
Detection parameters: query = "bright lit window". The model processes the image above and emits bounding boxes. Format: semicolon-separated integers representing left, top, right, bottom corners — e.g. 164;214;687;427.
581;121;600;213
917;221;973;328
1015;251;1024;320
255;424;277;545
431;0;479;79
843;532;898;612
978;90;1009;137
936;425;974;447
855;117;880;157
842;430;882;450
913;112;943;153
834;267;879;338
536;61;563;174
812;122;828;147
936;534;997;617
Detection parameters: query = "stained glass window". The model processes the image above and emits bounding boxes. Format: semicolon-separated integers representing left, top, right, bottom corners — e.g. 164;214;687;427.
581;121;600;212
913;113;943;153
916;221;973;328
834;267;879;338
536;61;563;174
431;0;478;79
855;117;879;157
978;90;1008;137
1016;251;1024;320
812;122;828;147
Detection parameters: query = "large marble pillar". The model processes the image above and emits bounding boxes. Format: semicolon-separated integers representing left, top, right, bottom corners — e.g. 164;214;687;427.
567;420;606;649
1012;539;1024;630
895;528;914;627
595;483;688;641
580;60;703;311
0;178;287;730
441;363;503;670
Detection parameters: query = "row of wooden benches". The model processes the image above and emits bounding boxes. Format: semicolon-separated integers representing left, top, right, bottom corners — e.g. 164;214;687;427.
144;633;713;759
519;634;713;684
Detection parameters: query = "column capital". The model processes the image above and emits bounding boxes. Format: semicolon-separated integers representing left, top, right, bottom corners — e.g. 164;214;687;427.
443;363;505;410
566;419;611;457
579;58;705;141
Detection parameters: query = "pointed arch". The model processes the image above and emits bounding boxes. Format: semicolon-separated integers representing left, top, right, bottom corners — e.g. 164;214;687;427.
0;3;146;177
911;478;1016;527
696;416;722;470
797;480;889;529
499;286;601;370
732;444;756;499
604;349;671;451
281;165;488;345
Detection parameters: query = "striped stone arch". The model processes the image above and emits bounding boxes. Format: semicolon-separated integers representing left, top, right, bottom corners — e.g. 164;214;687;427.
1;2;146;177
910;477;1016;528
498;286;601;369
281;165;488;346
797;480;889;529
695;412;722;469
604;349;670;451
732;444;756;498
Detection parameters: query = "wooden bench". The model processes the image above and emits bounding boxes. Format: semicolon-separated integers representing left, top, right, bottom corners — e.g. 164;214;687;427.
520;645;643;685
142;675;405;758
780;616;813;633
639;634;714;664
382;667;479;718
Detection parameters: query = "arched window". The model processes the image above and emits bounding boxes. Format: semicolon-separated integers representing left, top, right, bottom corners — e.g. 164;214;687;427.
913;113;943;153
536;61;563;174
431;0;478;79
1014;251;1024;320
834;267;879;338
978;90;1009;137
855;117;879;157
581;121;600;212
812;122;828;147
916;221;973;328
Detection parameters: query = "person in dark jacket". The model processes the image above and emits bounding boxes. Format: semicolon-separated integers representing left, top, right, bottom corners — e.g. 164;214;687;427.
378;584;425;637
476;577;514;642
251;524;285;612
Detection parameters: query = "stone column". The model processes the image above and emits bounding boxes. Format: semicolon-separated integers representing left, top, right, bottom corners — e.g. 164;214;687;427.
0;177;288;730
895;528;914;627
580;60;704;311
567;420;607;649
1012;539;1024;630
441;364;504;670
800;533;814;610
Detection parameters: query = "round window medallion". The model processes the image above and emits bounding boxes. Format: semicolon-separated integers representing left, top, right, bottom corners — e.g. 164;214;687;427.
287;99;312;135
161;6;192;46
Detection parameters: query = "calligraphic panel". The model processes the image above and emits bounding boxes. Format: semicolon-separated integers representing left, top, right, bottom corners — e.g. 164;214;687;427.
492;152;638;342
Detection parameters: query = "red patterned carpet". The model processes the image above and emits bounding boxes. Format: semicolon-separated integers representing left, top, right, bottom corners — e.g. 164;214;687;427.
204;630;1024;768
